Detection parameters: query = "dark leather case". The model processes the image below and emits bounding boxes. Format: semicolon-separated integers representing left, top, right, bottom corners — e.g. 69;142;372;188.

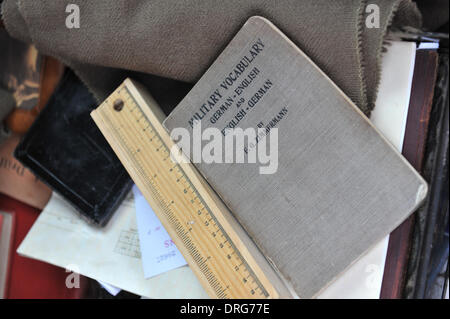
14;69;132;226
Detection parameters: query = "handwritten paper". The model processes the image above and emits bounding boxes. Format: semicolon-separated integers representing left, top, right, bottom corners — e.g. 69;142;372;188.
17;192;207;298
132;185;187;279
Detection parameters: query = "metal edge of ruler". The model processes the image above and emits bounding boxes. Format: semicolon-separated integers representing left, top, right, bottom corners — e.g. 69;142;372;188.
91;78;292;299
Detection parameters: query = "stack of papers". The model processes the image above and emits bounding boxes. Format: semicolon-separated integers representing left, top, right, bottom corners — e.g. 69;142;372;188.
17;191;208;298
132;185;187;279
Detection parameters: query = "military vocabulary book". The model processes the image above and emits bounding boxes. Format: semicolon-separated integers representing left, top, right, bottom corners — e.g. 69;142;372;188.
163;17;427;298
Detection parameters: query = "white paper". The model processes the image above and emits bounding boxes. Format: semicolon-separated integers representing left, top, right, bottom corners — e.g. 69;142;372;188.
98;280;121;296
418;42;439;50
132;185;187;278
370;41;417;153
17;192;209;298
318;41;417;299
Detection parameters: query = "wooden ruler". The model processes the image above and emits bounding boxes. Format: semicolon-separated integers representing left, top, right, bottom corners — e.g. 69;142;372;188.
91;79;283;299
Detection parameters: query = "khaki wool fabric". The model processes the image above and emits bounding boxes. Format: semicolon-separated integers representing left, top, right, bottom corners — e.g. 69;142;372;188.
1;0;421;115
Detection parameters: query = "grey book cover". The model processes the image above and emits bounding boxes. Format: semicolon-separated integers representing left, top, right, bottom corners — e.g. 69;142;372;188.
163;16;427;298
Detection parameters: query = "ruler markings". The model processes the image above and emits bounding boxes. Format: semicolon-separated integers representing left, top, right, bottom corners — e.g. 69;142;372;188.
123;87;268;298
92;81;274;298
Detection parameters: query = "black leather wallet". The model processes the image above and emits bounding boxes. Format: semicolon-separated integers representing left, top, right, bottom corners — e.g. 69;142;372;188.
15;69;132;226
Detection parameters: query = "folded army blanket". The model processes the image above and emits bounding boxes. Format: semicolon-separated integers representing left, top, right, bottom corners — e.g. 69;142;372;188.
1;0;421;115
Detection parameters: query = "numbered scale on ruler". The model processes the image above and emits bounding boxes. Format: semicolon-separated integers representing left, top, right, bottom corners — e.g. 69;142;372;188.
91;79;282;299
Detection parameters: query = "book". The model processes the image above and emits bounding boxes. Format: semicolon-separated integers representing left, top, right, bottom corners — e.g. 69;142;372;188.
319;41;418;298
0;134;52;210
380;49;439;298
0;210;14;299
0;193;89;298
163;16;428;298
